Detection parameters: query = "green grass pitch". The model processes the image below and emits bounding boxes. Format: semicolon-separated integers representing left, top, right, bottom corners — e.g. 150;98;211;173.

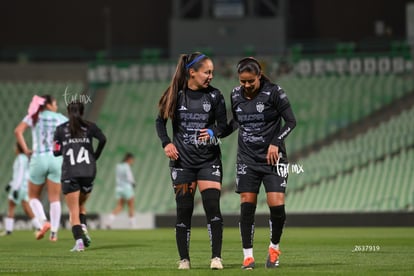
0;227;413;275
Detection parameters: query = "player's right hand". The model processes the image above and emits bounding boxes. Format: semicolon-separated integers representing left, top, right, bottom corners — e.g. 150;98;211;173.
164;143;179;160
24;149;33;158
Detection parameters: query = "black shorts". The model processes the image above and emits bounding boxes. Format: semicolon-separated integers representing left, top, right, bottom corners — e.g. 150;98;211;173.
170;161;222;185
235;163;287;194
62;177;95;195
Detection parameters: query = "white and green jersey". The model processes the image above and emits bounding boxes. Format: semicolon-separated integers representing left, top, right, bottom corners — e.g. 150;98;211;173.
116;162;135;189
23;110;67;155
10;153;29;191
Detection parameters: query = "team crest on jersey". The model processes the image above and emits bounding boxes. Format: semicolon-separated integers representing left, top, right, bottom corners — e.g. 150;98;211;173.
256;102;265;113
203;101;211;112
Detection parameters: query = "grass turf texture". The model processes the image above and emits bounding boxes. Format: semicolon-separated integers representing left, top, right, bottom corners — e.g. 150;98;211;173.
0;227;413;275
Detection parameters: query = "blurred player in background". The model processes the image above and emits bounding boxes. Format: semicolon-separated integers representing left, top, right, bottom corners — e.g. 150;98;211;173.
1;143;42;236
53;100;106;252
106;152;136;229
156;52;228;270
14;95;67;241
230;57;296;269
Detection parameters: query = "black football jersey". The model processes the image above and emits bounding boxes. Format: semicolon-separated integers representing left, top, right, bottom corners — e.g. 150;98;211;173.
231;79;296;165
54;121;106;179
156;86;228;168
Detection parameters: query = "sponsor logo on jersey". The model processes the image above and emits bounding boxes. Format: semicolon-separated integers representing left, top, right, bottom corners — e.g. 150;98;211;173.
178;105;188;111
261;91;271;95
236;106;242;112
256;102;264;113
203;101;211;112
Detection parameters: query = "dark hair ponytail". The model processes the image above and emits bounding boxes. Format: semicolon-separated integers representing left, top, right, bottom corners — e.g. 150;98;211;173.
67;101;86;137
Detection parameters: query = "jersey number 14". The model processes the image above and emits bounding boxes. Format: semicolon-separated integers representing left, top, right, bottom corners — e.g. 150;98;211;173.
66;147;90;165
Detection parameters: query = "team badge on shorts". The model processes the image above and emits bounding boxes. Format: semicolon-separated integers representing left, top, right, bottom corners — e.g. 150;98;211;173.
171;168;178;180
237;163;248;175
256;102;264;113
203;101;211;112
212;165;221;177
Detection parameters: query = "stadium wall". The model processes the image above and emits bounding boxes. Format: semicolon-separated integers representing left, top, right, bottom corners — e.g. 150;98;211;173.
2;212;413;231
0;62;88;82
156;213;414;228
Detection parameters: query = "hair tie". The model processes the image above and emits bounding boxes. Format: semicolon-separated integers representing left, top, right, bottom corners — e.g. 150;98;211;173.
185;54;206;69
27;95;46;117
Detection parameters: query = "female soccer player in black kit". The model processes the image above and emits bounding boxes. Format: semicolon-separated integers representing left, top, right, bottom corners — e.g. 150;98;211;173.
230;57;296;269
53;101;106;252
156;52;228;270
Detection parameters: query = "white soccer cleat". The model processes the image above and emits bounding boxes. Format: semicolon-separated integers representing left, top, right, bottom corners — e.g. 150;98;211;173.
210;257;223;270
178;259;190;270
70;239;85;252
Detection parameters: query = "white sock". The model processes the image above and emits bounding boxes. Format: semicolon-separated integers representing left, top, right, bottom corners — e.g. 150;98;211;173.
31;217;42;230
29;198;47;223
270;242;279;250
129;216;136;229
243;248;253;259
5;217;14;232
50;201;61;232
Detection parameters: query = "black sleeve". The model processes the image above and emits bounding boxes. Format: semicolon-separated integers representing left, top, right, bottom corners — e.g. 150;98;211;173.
53;127;62;156
219;93;239;138
209;92;229;138
270;87;297;147
91;123;106;160
155;114;171;148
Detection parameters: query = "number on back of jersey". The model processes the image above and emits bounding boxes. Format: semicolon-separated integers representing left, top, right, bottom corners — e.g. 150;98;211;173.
66;146;90;165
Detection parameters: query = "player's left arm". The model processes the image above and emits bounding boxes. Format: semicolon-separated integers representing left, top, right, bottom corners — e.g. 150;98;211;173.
10;157;25;191
126;166;136;187
92;123;107;160
267;87;297;164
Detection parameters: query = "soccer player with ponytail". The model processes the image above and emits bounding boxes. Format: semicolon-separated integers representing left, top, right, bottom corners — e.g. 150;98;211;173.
53;101;106;251
156;52;228;270
15;95;67;241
